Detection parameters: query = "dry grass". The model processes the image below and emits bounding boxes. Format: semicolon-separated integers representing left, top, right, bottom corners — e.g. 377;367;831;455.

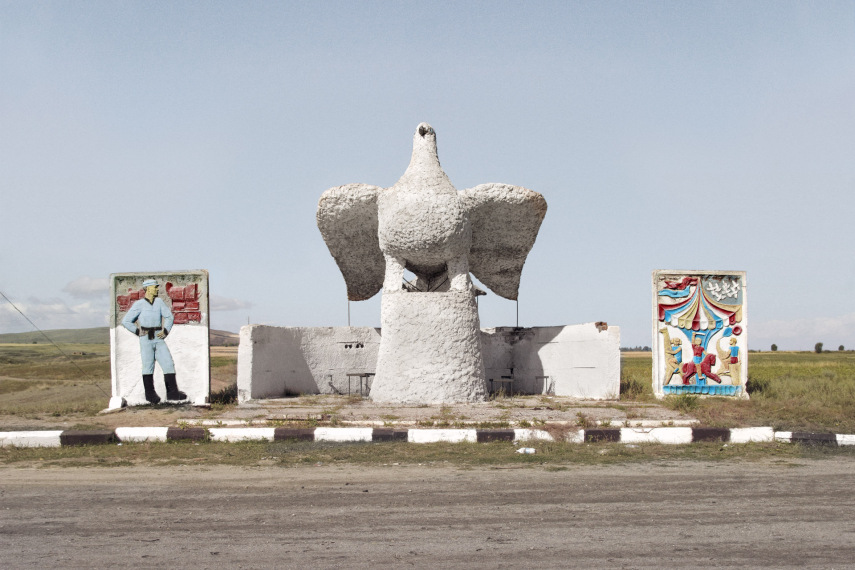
3;344;855;432
0;342;237;418
4;439;850;469
621;351;855;431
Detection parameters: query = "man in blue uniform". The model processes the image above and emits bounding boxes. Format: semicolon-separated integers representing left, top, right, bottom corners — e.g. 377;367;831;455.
121;278;187;404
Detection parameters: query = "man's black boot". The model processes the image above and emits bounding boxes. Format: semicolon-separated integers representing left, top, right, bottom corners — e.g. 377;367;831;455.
142;374;160;404
164;373;187;401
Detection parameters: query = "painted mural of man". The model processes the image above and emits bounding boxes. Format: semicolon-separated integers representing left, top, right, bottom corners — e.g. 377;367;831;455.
728;337;742;386
659;328;682;385
121;278;187;404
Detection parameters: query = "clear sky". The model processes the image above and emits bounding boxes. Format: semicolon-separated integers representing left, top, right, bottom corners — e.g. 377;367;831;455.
1;1;853;350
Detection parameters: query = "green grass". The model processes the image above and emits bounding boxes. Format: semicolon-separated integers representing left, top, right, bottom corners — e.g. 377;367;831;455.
620;355;656;401
3;439;852;468
621;351;855;432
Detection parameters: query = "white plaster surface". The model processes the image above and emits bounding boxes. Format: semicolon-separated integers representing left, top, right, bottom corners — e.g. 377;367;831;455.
376;124;471;277
729;427;774;443
0;431;63;447
208;428;275;442
775;431;793;442
115;427;169;443
237;325;381;403
107;396;126;410
112;325;210;406
316;183;386;301
238;322;620;402
370;290;487;404
314;427;373;442
513;429;555;442
836;434;855;446
620;427;693;444
408;429;478;443
482;323;620;399
459;183;547;300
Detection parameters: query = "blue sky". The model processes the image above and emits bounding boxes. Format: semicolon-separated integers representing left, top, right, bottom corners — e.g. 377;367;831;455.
1;1;853;350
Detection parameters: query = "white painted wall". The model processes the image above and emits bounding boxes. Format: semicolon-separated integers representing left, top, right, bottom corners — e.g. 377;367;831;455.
483;323;621;399
111;324;210;406
237;325;381;403
238;322;620;402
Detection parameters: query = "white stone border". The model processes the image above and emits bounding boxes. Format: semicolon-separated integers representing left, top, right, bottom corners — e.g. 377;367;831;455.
0;430;63;447
115;427;169;443
729;427;774;443
208;427;275;442
2;427;854;448
408;429;477;443
314;427;373;442
621;427;694;445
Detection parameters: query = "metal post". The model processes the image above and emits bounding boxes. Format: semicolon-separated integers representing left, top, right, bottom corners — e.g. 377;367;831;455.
516;299;519;328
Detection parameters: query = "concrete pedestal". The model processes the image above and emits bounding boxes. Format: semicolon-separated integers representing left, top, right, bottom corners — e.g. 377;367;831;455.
370;290;487;404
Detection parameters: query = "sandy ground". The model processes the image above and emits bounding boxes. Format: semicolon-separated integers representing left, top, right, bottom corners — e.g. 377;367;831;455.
2;459;854;568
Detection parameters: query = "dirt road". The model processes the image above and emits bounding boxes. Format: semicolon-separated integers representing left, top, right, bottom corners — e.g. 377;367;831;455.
2;459;854;568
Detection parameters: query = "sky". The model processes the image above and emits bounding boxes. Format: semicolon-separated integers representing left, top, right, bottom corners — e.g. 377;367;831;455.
1;1;853;351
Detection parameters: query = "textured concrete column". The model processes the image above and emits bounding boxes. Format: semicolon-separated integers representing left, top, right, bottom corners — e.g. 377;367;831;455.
371;290;487;404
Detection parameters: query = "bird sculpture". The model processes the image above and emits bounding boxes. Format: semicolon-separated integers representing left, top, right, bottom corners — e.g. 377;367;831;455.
317;123;546;403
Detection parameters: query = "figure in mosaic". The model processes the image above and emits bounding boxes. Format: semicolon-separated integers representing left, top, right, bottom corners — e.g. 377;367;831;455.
317;123;546;403
122;278;187;403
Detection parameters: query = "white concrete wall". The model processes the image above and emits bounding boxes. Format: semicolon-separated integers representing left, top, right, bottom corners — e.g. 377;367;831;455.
482;323;621;399
237;325;381;403
239;322;619;402
111;325;210;406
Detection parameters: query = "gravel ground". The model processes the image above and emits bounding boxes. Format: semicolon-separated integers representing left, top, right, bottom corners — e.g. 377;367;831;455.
2;459;854;568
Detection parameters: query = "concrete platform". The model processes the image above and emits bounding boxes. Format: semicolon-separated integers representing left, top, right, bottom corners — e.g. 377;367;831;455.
195;394;696;428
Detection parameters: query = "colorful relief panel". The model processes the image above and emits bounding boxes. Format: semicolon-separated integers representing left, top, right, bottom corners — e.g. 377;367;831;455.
652;271;747;398
109;270;210;408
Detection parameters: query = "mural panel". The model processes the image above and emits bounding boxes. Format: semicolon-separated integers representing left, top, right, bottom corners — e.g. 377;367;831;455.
652;270;747;399
109;270;210;408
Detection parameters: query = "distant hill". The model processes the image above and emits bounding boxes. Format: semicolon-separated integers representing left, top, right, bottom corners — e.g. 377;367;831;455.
0;327;240;346
0;327;109;344
210;329;240;347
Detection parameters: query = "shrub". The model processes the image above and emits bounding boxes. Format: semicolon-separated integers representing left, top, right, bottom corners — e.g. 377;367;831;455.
840;345;845;352
815;342;824;354
745;375;771;396
771;344;777;352
664;393;699;413
619;377;645;400
210;382;237;405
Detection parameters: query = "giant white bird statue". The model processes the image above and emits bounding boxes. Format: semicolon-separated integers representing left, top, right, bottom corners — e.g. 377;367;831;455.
317;123;546;403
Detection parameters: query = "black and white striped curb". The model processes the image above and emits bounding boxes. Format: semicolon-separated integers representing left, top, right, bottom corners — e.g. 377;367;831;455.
1;426;854;448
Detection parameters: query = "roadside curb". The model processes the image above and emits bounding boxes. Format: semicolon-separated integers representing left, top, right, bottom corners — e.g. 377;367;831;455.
2;426;855;448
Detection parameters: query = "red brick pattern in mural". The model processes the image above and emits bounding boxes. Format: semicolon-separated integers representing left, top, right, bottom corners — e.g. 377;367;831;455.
116;282;202;324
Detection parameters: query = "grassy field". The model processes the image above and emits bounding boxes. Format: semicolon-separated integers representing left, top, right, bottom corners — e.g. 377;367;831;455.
0;343;237;418
621;351;855;432
0;343;112;416
2;343;855;432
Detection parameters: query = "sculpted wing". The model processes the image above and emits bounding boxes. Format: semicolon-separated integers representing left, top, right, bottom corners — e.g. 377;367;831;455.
459;184;547;300
317;184;385;301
